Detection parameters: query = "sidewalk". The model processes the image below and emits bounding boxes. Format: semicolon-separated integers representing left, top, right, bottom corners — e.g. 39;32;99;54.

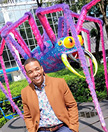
0;100;108;132
78;100;108;132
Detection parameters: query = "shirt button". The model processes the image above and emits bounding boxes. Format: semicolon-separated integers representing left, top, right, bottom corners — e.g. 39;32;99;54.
36;121;38;124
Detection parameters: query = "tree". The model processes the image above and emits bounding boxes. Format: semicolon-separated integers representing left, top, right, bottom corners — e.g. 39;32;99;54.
72;0;108;62
99;0;108;38
36;0;42;7
0;0;8;4
90;23;101;62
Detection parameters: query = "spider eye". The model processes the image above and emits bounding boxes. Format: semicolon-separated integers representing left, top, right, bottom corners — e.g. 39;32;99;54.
58;40;63;46
63;36;75;48
78;35;84;46
69;38;72;43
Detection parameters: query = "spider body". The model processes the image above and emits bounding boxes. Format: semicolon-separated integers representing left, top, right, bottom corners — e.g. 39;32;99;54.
31;36;83;73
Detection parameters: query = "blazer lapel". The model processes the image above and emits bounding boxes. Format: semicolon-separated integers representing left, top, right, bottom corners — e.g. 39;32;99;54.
44;74;57;112
29;83;40;112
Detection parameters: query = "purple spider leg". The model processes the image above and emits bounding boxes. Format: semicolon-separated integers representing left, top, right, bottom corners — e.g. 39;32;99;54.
76;0;100;34
4;22;31;58
82;28;95;89
71;12;108;95
37;14;56;45
36;5;62;45
73;0;107;93
64;4;108;132
1;14;28;37
59;19;95;83
25;12;44;52
7;35;29;59
0;23;26;59
73;25;95;89
42;29;50;42
0;24;15;112
0;22;9;34
99;22;108;95
5;35;31;84
74;24;95;86
1;14;32;58
0;55;15;112
0;81;23;119
58;17;64;39
58;16;70;39
0;23;12;55
62;17;70;37
0;38;5;56
11;29;31;58
0;35;15;112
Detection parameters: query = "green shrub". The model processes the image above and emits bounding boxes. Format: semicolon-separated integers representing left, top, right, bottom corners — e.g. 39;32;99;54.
0;117;8;128
48;63;108;102
0;79;28;101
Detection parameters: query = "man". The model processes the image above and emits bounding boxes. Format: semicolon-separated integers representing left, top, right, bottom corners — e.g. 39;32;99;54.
21;57;79;132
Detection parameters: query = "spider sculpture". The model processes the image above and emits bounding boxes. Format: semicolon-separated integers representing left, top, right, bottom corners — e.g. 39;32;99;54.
0;0;108;131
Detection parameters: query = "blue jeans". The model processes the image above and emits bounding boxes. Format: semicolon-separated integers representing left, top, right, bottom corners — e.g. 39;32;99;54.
38;125;73;132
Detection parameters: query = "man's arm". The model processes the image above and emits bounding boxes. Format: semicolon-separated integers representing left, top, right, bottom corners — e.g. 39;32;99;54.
21;90;35;132
63;79;79;132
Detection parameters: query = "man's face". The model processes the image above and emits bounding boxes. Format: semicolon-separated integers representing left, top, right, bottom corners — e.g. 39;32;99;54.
25;61;44;87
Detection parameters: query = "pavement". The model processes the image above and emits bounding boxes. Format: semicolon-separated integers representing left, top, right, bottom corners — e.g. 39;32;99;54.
0;100;108;132
78;100;108;132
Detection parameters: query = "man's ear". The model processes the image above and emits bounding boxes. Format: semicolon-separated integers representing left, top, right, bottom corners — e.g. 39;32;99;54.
41;66;44;74
26;72;29;78
25;69;29;77
26;72;28;76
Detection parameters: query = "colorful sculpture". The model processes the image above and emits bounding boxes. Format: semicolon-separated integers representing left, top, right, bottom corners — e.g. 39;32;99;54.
0;0;108;131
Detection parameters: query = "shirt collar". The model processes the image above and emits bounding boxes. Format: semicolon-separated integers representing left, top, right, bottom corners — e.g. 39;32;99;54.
33;76;45;90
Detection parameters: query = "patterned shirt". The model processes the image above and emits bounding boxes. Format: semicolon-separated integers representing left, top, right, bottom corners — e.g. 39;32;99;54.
34;76;62;127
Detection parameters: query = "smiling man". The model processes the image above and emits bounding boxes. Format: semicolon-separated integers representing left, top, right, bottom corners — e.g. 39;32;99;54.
21;57;79;132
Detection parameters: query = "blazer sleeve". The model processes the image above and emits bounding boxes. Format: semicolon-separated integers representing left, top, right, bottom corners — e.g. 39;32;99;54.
21;89;35;132
62;79;79;132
